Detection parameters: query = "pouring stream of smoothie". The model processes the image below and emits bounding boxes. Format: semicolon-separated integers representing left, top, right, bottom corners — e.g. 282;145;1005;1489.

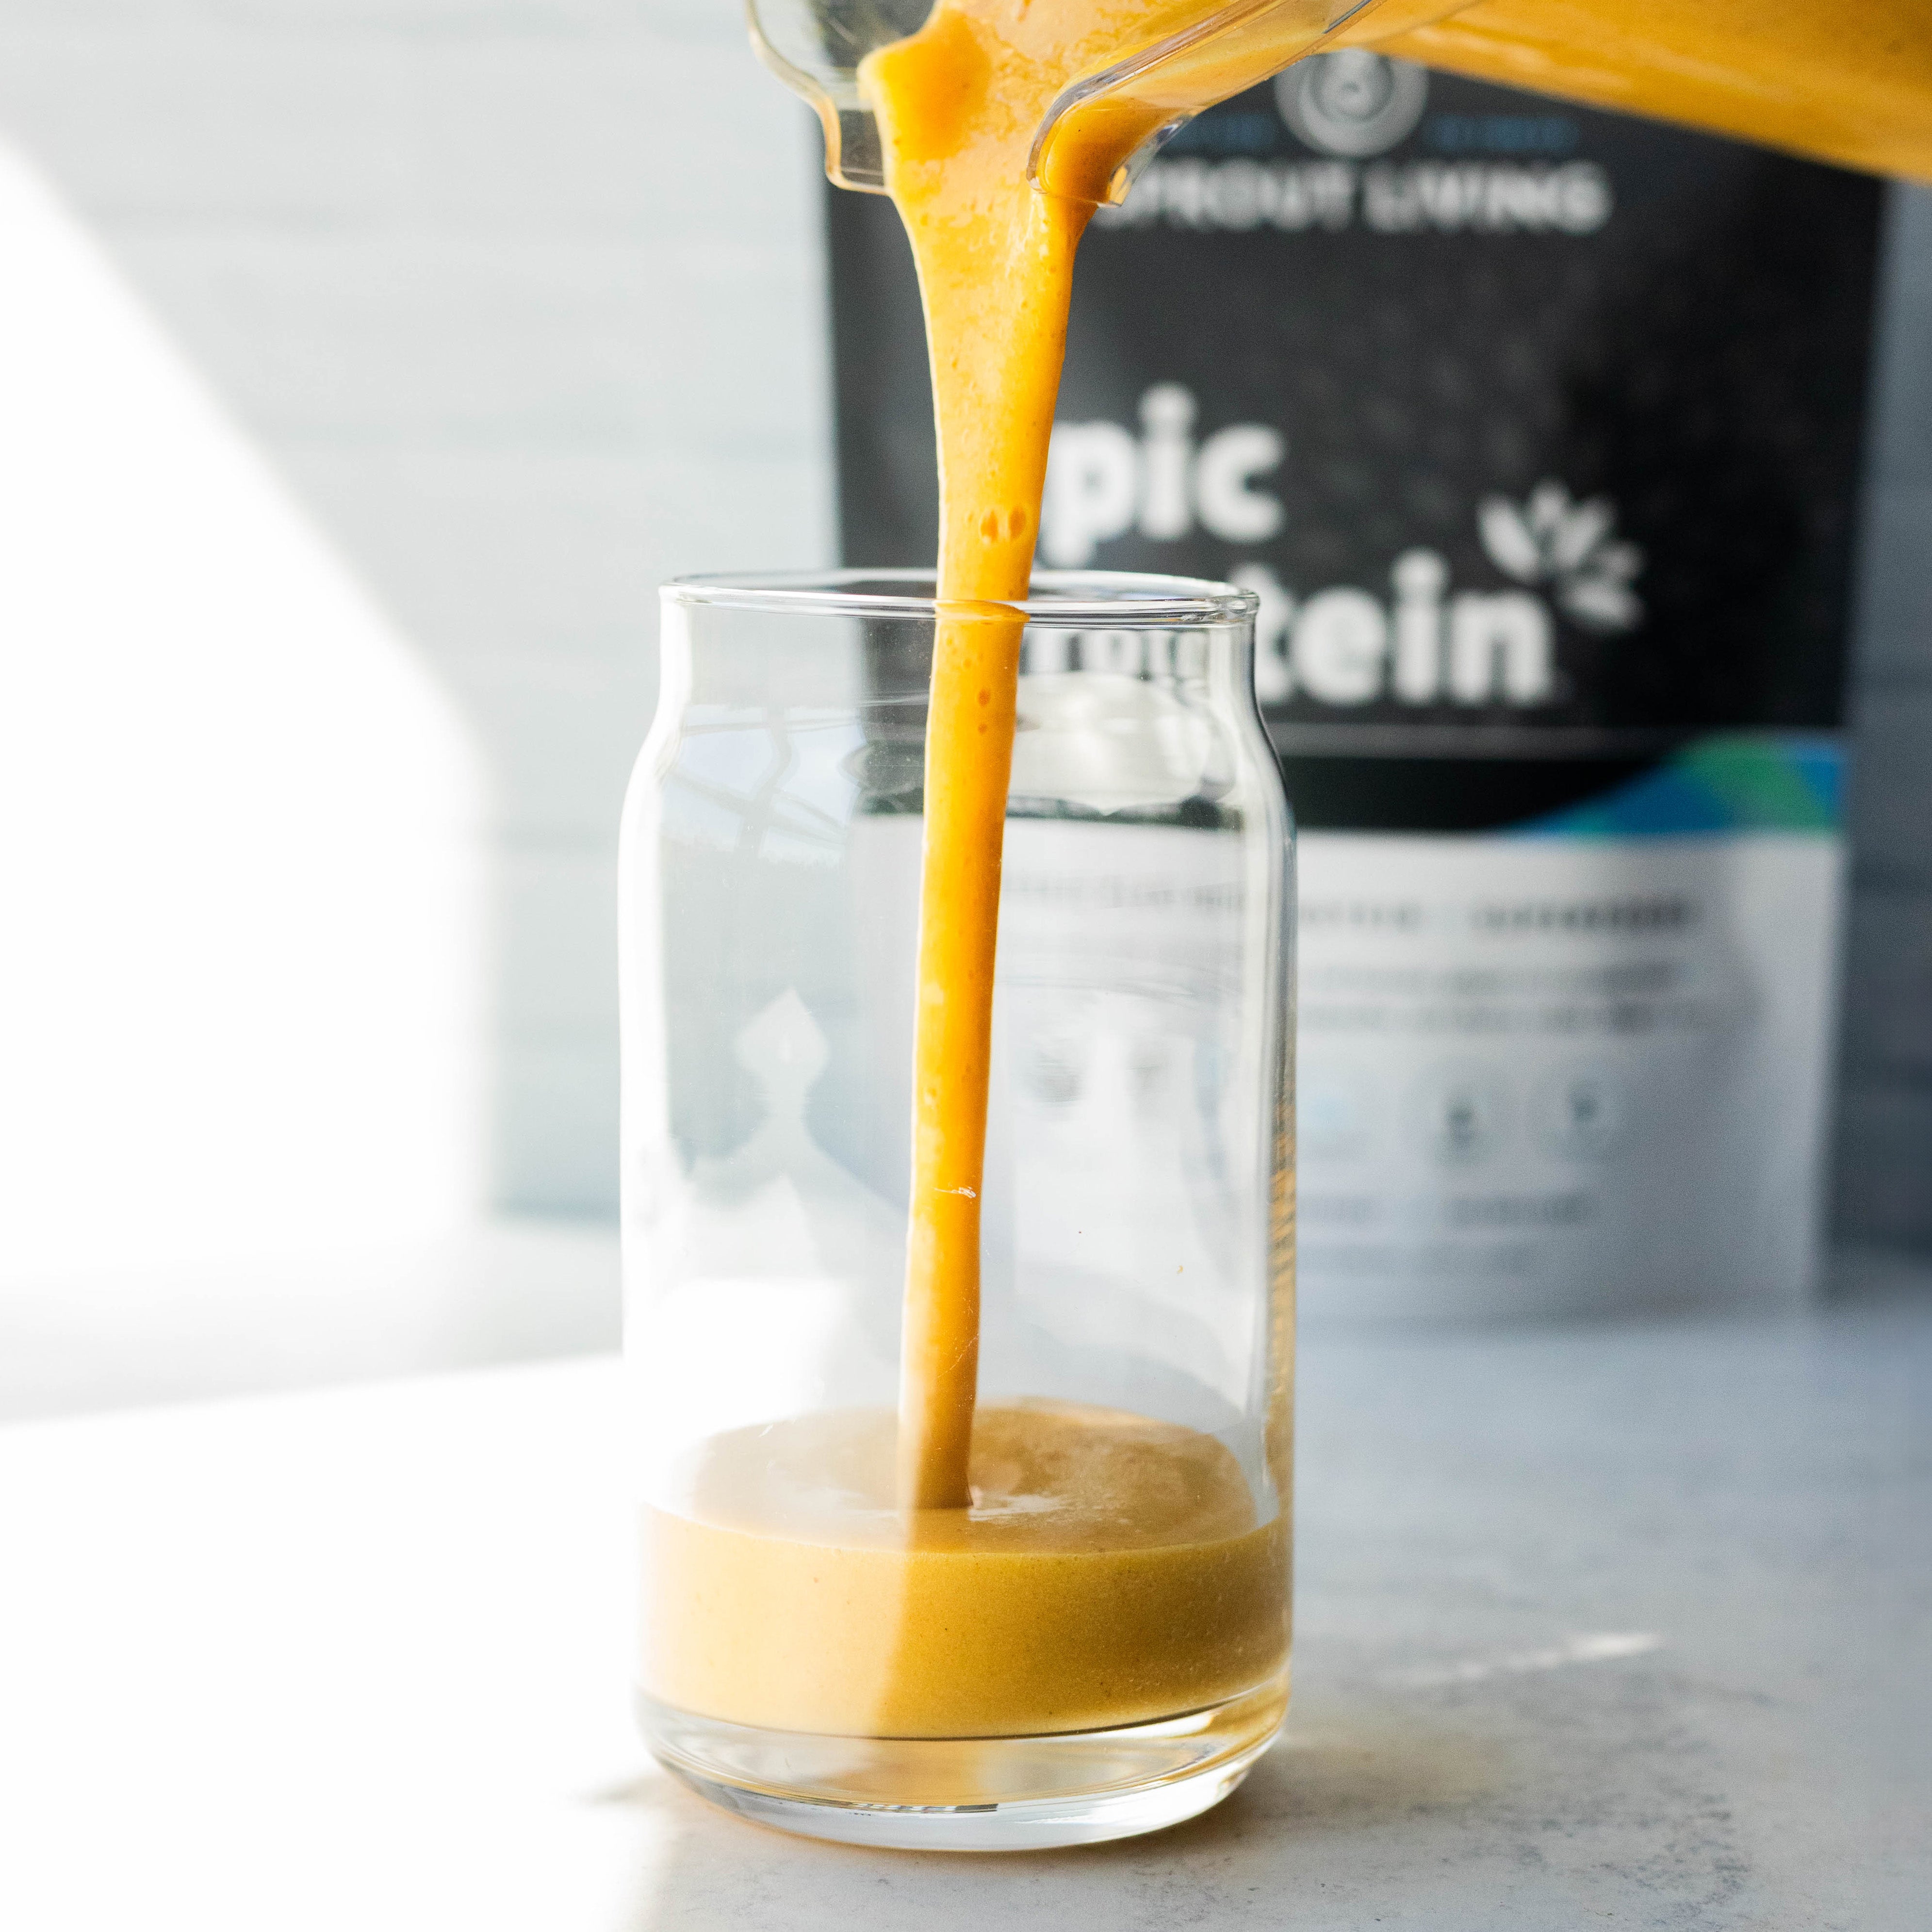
862;0;1335;1508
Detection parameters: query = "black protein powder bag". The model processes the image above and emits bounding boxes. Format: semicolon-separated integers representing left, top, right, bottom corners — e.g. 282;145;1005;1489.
826;54;1881;1321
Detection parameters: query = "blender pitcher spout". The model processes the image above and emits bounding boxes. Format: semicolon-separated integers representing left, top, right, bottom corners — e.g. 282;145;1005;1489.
747;0;1431;202
745;0;936;192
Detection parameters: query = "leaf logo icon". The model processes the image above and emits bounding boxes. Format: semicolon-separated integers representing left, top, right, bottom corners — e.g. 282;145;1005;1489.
1478;480;1643;633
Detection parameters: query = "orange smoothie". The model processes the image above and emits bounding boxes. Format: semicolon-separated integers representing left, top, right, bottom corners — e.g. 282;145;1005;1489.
644;0;1306;1750
645;1404;1287;1737
643;0;1929;1747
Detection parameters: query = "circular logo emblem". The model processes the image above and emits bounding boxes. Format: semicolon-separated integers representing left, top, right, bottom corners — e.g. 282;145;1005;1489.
1276;51;1429;158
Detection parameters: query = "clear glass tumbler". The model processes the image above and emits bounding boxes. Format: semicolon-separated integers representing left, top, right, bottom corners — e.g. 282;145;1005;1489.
621;570;1294;1850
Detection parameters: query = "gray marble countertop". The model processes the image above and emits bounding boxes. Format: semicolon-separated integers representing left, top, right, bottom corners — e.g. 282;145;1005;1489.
3;1258;1927;1930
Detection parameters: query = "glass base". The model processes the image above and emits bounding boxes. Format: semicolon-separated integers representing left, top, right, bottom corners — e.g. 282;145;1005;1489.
638;1677;1288;1851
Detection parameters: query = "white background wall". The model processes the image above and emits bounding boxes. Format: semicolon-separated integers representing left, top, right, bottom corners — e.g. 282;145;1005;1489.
0;0;1921;1246
0;0;834;1224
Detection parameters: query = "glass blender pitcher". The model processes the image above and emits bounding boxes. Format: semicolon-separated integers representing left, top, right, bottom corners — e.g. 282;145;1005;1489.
749;0;1932;200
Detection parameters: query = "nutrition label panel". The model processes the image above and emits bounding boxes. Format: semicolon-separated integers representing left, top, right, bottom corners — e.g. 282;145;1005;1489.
1294;830;1842;1321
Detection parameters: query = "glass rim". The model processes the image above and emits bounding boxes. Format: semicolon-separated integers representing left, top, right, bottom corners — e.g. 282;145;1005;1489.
661;567;1259;627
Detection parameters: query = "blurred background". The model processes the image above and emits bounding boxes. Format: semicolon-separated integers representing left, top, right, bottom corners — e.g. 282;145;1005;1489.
0;0;1924;1421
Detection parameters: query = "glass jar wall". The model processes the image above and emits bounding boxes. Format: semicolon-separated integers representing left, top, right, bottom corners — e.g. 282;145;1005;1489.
620;570;1294;1849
